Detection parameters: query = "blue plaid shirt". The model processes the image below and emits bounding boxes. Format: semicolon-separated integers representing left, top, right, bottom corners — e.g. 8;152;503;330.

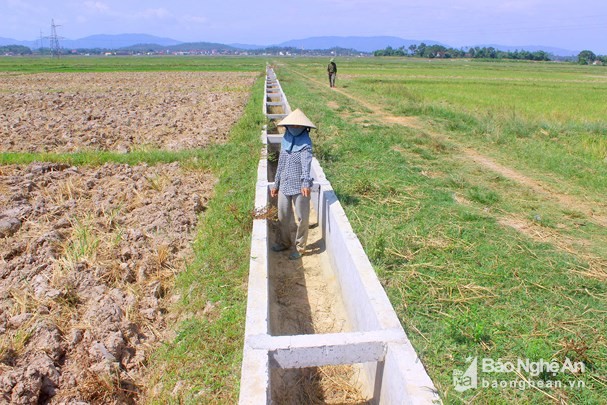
274;145;313;196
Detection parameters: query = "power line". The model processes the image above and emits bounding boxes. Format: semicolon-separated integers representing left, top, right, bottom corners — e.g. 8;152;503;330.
45;19;63;58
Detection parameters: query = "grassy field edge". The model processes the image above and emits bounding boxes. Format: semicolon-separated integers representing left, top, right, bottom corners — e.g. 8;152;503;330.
144;75;264;404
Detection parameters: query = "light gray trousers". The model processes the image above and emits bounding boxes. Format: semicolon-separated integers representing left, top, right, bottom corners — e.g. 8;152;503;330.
276;191;310;252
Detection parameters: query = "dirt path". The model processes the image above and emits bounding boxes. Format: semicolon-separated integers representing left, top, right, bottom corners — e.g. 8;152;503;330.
294;71;425;130
460;148;607;228
289;68;607;229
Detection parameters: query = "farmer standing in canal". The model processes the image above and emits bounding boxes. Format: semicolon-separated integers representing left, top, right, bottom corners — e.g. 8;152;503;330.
327;58;337;88
271;109;316;260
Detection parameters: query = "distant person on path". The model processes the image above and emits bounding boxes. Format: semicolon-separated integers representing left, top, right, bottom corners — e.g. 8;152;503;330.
271;109;316;260
327;58;337;88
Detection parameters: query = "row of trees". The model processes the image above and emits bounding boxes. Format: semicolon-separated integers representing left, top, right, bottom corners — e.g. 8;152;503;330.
577;50;607;65
374;43;552;61
374;43;607;65
0;45;32;55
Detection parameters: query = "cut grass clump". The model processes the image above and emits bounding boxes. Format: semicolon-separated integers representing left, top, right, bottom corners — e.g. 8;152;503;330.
467;185;501;205
64;217;101;264
73;368;139;404
446;309;493;345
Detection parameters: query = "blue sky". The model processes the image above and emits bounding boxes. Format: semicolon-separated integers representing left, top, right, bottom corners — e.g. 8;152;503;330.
2;0;607;53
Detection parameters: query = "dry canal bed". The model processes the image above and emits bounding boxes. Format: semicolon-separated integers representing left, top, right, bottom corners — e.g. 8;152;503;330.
269;217;370;404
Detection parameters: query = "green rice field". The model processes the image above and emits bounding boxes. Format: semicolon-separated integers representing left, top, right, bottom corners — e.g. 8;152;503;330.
276;57;607;404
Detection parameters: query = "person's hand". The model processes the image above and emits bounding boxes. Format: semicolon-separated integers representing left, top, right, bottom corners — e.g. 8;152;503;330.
270;188;278;198
301;187;310;198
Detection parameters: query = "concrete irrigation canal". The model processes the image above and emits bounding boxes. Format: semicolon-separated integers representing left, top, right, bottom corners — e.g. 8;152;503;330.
239;67;441;404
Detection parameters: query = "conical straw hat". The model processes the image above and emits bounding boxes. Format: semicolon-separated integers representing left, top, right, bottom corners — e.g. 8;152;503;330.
277;108;316;129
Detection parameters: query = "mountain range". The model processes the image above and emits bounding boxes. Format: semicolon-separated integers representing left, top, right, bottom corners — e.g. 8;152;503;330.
0;34;181;50
0;33;580;57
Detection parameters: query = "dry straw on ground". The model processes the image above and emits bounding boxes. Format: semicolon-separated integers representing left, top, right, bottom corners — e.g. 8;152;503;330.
268;218;370;404
0;162;215;403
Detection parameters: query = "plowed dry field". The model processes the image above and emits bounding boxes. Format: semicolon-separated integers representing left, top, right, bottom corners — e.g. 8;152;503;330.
0;71;254;152
0;71;256;404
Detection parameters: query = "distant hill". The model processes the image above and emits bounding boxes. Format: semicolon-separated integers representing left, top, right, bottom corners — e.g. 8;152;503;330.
121;41;237;52
169;42;236;51
0;34;183;50
285;36;579;57
61;34;182;49
0;33;583;56
229;43;266;50
0;36;35;48
276;36;444;53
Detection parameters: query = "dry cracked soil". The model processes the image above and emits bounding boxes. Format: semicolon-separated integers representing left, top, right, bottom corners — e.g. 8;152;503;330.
0;71;255;153
0;71;255;404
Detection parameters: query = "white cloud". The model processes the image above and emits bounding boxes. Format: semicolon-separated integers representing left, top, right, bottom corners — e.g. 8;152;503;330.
495;0;543;14
138;8;172;20
84;1;109;13
183;15;208;24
